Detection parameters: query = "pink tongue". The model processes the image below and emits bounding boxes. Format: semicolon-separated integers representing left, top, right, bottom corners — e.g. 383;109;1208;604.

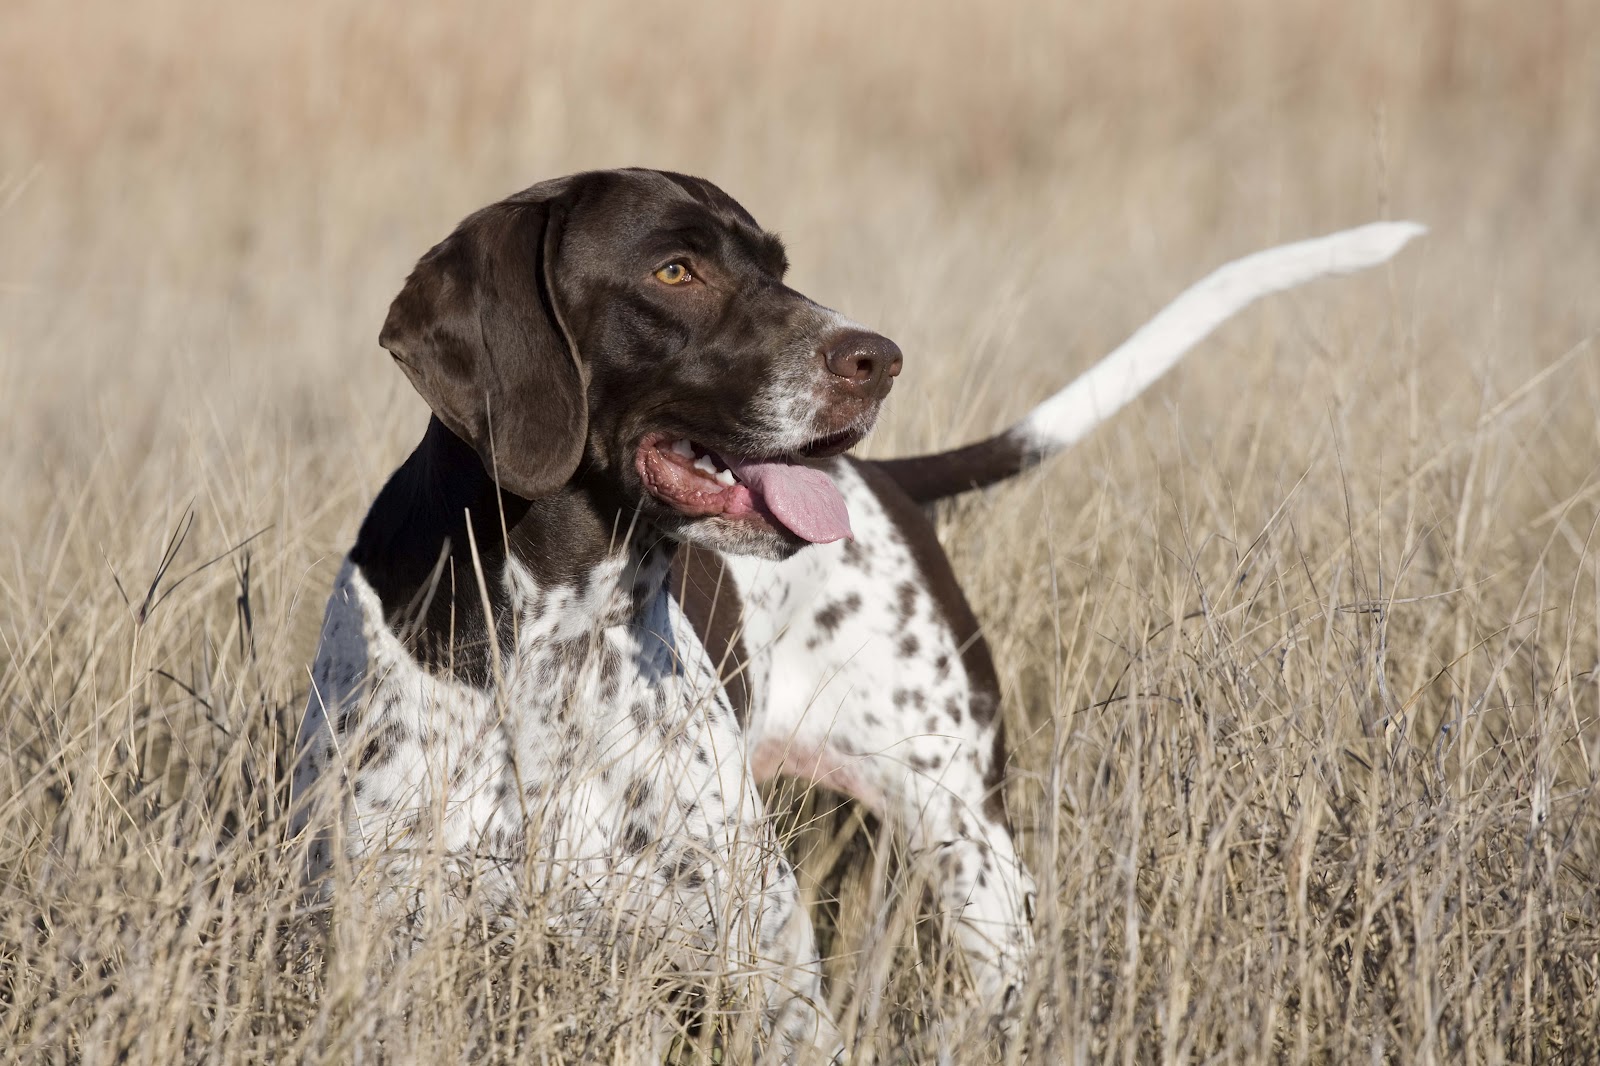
725;458;852;543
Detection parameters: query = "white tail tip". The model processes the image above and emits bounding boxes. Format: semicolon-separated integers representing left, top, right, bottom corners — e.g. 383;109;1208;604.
1307;221;1428;275
1017;220;1426;453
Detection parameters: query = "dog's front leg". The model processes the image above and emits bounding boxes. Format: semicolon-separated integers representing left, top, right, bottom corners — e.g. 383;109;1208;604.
733;830;842;1065
894;754;1036;1023
643;664;843;1064
759;726;1036;1029
649;765;841;1063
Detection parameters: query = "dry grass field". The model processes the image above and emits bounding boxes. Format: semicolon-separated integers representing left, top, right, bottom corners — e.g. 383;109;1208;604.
4;0;1600;1061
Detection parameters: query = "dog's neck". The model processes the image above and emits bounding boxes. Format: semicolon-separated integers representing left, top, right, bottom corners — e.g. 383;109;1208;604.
349;416;673;682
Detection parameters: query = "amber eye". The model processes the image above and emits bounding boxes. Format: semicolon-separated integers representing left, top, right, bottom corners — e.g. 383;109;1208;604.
654;262;693;285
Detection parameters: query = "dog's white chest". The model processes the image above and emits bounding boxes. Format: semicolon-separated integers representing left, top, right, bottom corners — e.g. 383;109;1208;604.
293;557;752;915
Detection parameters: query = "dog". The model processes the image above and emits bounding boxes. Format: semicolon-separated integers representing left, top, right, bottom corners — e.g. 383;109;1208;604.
290;167;1422;1061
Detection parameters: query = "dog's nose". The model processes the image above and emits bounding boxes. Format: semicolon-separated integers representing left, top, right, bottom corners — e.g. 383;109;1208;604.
822;330;903;396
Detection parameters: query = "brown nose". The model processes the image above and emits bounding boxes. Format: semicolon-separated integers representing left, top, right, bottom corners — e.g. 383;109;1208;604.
822;329;903;396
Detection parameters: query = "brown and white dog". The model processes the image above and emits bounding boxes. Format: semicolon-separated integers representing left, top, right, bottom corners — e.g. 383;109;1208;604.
291;168;1421;1061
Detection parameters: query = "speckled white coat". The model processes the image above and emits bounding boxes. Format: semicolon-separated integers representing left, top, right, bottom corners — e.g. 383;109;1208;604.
730;461;1035;1010
293;545;836;1060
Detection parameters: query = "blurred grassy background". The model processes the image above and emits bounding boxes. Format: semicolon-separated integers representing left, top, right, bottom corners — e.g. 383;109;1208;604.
3;0;1599;1061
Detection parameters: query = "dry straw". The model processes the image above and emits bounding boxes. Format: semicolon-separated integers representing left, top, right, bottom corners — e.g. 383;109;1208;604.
3;1;1598;1062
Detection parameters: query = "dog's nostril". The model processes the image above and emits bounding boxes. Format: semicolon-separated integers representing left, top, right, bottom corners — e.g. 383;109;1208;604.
823;330;904;388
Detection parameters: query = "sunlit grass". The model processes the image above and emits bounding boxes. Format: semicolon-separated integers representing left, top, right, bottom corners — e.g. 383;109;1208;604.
3;1;1598;1060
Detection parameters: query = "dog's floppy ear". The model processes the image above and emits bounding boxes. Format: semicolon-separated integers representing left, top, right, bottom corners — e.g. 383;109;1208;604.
380;181;586;500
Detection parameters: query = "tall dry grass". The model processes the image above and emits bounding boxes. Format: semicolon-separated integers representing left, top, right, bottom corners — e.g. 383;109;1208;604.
3;0;1599;1061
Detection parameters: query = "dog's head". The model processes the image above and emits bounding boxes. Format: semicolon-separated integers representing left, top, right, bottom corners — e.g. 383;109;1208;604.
380;168;900;560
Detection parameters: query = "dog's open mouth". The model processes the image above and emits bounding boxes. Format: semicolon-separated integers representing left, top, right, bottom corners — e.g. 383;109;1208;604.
636;431;857;543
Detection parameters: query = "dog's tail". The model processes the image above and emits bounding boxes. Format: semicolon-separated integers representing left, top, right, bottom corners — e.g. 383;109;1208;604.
869;221;1426;505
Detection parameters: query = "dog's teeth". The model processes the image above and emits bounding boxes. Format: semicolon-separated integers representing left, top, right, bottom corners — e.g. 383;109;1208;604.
693;455;718;475
669;438;694;458
714;469;736;487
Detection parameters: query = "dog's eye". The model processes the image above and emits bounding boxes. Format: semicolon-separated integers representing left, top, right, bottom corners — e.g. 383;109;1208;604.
654;262;693;286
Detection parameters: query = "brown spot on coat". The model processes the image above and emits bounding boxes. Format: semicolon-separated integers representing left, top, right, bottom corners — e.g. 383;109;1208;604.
896;581;918;623
813;592;862;635
357;720;409;771
623;823;652;854
893;688;927;710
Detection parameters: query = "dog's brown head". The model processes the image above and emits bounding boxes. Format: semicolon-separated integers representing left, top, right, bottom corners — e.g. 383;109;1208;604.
379;168;901;559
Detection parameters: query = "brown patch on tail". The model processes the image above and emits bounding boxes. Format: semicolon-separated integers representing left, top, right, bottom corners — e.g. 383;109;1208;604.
866;431;1034;505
